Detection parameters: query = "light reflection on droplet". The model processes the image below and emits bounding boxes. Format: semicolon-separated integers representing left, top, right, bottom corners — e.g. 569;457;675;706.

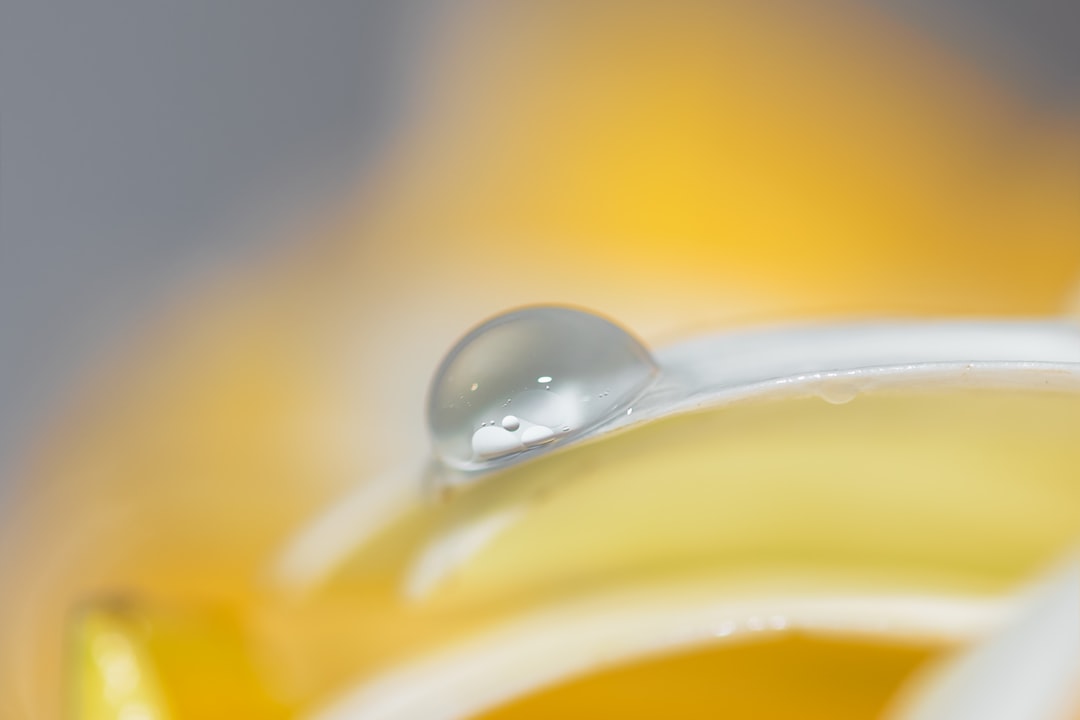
521;425;557;447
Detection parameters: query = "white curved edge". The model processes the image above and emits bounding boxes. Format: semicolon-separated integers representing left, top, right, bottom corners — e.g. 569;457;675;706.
403;507;525;600
889;557;1080;720
306;590;1009;720
633;319;1080;428
273;320;1080;592
440;320;1080;483
269;462;426;594
656;320;1080;390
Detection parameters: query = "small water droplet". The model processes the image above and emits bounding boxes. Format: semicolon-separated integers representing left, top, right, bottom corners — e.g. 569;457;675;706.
626;407;633;415
428;306;658;469
818;380;858;405
501;415;520;431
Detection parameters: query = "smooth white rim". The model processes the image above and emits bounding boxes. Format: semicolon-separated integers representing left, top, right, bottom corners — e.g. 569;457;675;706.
273;319;1080;592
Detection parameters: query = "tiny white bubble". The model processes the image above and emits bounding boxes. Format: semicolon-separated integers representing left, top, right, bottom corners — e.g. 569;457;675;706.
501;415;520;431
537;376;553;384
470;383;479;392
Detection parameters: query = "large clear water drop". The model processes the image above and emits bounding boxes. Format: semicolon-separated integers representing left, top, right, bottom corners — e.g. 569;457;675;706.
428;306;658;470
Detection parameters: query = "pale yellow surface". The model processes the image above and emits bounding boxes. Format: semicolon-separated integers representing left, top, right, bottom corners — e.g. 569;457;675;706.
63;388;1080;718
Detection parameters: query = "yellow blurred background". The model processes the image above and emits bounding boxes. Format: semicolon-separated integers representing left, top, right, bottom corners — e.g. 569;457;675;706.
1;0;1078;717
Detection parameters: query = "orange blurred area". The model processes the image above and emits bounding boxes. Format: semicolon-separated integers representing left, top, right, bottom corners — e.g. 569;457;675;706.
1;0;1078;717
479;634;938;720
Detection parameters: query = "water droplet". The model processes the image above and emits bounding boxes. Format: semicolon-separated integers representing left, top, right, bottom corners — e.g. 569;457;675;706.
501;415;520;431
626;407;633;415
428;306;658;469
818;380;858;405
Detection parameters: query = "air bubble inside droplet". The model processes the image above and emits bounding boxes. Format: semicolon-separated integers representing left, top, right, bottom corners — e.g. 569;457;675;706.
428;306;658;470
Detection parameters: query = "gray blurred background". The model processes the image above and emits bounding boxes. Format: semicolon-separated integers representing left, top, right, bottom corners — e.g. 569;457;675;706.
1;0;1078;494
